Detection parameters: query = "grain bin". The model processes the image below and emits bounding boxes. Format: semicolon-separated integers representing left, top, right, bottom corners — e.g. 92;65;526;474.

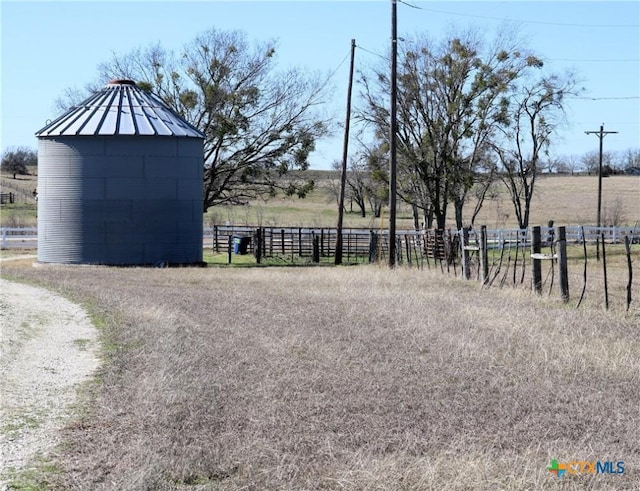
35;80;205;265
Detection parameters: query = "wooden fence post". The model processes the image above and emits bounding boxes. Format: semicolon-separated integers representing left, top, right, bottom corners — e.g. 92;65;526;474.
625;235;633;311
576;225;588;309
255;228;262;264
602;232;609;309
557;226;569;302
214;225;219;253
227;235;233;264
480;225;488;286
312;233;320;263
519;229;527;285
532;226;542;294
461;227;471;280
405;234;411;266
369;231;377;263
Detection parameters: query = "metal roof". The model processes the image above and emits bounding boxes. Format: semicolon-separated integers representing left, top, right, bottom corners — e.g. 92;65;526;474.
35;80;205;138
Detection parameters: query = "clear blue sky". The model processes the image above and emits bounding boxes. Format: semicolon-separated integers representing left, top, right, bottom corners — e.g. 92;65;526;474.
1;0;638;169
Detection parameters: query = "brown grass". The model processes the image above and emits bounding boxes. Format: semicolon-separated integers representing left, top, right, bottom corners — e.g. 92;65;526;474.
470;175;640;230
2;262;639;490
205;174;640;230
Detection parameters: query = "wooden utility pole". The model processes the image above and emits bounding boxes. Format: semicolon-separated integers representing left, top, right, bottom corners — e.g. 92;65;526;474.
388;0;398;267
585;123;618;260
335;39;356;265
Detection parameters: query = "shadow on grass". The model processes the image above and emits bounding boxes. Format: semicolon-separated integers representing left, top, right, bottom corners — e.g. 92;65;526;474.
204;252;366;268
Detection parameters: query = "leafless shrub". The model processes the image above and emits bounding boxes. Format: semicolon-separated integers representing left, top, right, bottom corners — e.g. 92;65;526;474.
602;197;627;227
204;210;221;229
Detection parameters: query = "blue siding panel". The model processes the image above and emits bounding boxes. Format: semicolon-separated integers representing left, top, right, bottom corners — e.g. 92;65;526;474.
177;178;203;201
106;137;178;157
79;156;145;178
144;156;184;178
178;138;205;157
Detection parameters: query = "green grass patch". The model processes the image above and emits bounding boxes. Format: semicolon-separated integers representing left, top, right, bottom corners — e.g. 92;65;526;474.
2;413;43;435
2;461;62;491
204;250;261;266
72;338;91;351
0;203;37;228
204;250;369;267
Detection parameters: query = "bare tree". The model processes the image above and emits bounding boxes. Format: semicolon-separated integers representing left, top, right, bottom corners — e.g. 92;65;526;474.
59;29;332;212
359;28;545;229
493;73;580;229
331;158;368;217
602;197;627;227
555;154;582;175
621;148;640;171
581;149;615;176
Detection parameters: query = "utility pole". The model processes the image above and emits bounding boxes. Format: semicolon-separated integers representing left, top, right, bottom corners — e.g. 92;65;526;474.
388;0;398;268
335;39;356;265
585;123;618;260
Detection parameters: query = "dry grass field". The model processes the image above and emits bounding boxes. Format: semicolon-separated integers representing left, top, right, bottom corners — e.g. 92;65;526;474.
205;173;639;230
2;260;639;490
1;169;639;489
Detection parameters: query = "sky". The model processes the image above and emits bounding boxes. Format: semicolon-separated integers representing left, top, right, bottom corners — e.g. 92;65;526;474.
1;0;639;170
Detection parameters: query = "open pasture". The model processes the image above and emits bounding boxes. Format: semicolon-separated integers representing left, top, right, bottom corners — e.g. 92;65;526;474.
1;261;639;489
0;173;38;228
207;174;640;230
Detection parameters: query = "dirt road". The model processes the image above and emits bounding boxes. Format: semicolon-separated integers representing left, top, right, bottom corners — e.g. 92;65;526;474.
0;276;99;486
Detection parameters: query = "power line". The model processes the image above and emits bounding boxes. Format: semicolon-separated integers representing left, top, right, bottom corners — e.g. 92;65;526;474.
546;58;640;63
575;121;639;125
322;50;352;86
419;6;639;28
398;0;422;9
567;96;640;101
356;45;388;61
355;49;640;66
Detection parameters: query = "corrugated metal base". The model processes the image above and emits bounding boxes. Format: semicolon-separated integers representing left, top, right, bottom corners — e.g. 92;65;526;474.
37;136;204;266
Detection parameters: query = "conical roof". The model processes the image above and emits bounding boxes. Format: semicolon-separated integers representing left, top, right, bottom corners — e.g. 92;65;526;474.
36;80;205;138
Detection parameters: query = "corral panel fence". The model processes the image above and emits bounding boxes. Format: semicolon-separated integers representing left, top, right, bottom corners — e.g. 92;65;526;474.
205;225;434;265
3;225;637;255
204;225;639;263
0;192;15;204
205;225;381;264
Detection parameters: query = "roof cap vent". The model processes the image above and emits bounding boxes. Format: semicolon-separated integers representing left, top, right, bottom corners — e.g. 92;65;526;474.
108;79;136;86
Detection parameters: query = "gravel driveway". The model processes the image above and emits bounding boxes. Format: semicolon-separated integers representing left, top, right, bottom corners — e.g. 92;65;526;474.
0;276;100;486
